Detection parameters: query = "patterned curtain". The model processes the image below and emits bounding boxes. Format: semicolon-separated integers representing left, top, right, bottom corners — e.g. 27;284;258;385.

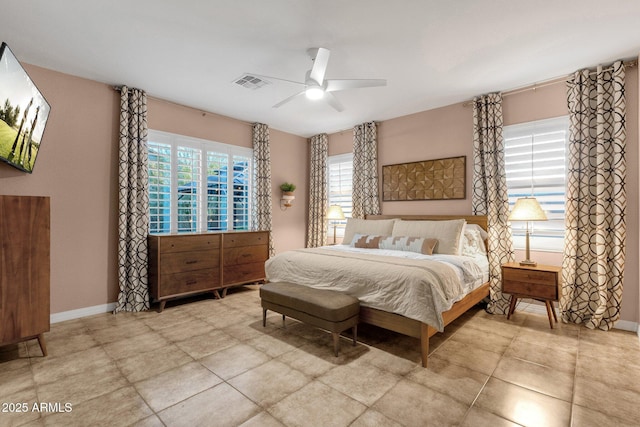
307;133;328;247
252;123;275;256
472;93;515;315
115;86;150;313
352;122;381;219
562;61;626;330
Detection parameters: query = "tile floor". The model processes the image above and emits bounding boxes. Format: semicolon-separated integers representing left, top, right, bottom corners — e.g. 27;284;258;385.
1;286;639;427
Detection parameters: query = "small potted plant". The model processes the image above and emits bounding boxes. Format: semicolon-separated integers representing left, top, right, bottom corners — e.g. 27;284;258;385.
280;183;296;207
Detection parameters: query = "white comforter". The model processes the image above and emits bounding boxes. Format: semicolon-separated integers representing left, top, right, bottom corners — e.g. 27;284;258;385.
264;245;486;331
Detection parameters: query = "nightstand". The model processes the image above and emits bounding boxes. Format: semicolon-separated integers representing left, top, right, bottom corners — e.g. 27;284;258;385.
501;262;562;328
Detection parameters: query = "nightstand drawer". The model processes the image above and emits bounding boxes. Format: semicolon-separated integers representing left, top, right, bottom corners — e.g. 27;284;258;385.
503;280;558;300
502;268;557;286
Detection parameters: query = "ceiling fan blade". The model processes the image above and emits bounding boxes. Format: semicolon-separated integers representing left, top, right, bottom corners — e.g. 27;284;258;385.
325;92;344;112
325;79;387;92
308;47;331;84
250;73;305;86
273;90;306;108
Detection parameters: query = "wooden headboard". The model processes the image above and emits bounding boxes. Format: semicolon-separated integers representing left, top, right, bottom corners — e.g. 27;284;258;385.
365;214;488;232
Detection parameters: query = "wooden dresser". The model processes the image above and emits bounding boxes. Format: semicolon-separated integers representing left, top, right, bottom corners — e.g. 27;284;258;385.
0;195;50;356
148;231;269;311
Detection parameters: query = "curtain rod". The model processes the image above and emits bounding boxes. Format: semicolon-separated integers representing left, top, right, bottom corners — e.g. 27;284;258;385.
462;58;637;107
112;85;253;126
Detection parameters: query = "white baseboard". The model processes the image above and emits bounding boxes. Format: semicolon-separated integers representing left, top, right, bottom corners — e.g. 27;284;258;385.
519;302;638;333
50;303;117;324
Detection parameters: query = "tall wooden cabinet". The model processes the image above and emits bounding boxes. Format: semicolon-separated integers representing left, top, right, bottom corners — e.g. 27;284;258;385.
148;231;268;311
0;195;50;356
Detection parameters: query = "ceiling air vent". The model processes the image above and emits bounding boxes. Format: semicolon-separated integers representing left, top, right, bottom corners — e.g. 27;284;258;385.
233;74;271;90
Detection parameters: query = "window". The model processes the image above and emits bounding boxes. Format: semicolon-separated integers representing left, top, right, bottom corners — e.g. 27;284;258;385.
503;116;569;252
147;130;252;234
327;153;353;238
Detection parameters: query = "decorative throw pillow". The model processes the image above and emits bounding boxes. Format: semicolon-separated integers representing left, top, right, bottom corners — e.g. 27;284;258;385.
343;218;397;244
379;236;438;255
461;228;487;256
350;234;384;249
391;219;466;255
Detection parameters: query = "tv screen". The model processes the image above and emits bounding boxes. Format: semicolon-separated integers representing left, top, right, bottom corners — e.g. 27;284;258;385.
0;42;50;173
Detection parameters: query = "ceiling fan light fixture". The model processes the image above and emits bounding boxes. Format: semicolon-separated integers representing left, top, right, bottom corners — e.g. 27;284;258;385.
305;86;324;100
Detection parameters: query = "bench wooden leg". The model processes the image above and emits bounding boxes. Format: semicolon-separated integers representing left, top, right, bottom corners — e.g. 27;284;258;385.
37;334;48;357
282;314;286;328
332;332;340;357
352;325;357;346
262;308;267;327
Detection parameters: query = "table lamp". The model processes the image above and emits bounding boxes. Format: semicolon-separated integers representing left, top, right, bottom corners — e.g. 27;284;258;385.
508;197;547;266
326;205;345;245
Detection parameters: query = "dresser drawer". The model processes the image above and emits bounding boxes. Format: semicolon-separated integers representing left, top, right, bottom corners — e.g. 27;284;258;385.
503;280;558;300
223;262;265;285
160;250;219;275
502;268;557;286
159;234;221;253
224;232;269;248
159;268;221;297
223;245;269;266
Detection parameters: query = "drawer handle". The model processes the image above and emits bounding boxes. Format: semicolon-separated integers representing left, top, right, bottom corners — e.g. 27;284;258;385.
186;280;197;286
185;260;198;265
241;253;251;258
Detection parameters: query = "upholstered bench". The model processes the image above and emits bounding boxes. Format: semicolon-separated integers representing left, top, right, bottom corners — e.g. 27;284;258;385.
260;282;359;356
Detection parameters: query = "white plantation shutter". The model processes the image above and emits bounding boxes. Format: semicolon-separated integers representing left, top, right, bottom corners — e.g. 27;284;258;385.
504;116;568;252
327;153;353;237
148;130;252;233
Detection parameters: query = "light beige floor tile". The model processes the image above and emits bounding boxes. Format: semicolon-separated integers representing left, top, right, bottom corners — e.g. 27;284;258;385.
493;356;574;401
199;343;270;380
318;362;400;406
0;365;35;400
28;332;98;359
128;415;165;427
37;362;128;407
102;331;168;361
81;312;141;331
464;315;523;339
504;338;576;374
204;310;254;330
269;381;366;427
571;403;639;427
474;378;571;427
579;327;640;351
514;327;579;353
135;361;222;411
175;329;239;359
246;331;303;358
0;387;41;427
358;345;419;376
223;322;269;341
449;326;513;354
31;346;113;385
461;406;523;427
350;409;403;427
156;318;215;343
0;342;30;371
430;339;502;375
276;344;336;378
406;357;489;405
89;320;153;345
576;352;640;394
42;386;152;427
238;411;285;427
573;375;640;424
373;379;469;427
158;383;260;427
140;308;198;331
115;344;193;383
228;359;310;407
578;339;640;368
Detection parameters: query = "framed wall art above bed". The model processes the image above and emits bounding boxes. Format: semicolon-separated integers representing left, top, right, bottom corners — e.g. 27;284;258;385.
382;155;466;201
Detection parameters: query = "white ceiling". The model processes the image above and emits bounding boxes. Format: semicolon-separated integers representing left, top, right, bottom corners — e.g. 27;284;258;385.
2;1;640;137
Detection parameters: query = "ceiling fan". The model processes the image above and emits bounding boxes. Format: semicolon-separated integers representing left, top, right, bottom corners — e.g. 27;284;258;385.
256;47;386;112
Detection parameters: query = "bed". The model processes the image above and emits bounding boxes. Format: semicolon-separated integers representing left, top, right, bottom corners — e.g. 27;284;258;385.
265;215;490;367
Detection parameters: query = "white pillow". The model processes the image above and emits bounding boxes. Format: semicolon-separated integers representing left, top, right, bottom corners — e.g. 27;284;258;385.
391;219;466;255
461;227;487;256
343;218;396;244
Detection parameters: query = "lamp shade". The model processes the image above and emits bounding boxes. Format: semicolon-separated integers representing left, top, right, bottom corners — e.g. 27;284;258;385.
326;205;345;220
508;197;547;222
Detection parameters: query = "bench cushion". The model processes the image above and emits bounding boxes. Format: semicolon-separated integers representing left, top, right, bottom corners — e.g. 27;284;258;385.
260;282;359;322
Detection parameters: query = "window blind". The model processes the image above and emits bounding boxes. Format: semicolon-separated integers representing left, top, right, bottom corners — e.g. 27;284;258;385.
327;153;353;237
503;116;568;252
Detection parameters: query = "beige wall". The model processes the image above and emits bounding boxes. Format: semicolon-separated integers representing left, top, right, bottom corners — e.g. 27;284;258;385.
328;66;639;324
0;65;307;314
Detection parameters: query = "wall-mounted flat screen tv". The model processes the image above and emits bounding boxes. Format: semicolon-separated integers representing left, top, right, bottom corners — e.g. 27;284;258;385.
0;42;50;173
